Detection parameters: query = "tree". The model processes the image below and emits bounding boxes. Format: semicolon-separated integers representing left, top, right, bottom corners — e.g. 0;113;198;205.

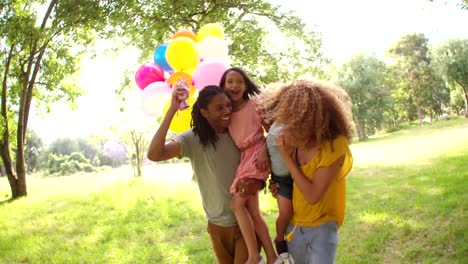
387;33;444;125
1;0;110;198
124;130;148;177
432;38;468;117
336;53;391;140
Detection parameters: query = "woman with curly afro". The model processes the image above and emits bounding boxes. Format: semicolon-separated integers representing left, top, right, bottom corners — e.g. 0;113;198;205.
257;79;355;264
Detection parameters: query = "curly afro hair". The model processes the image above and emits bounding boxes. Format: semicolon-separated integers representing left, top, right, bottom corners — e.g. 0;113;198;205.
256;79;355;147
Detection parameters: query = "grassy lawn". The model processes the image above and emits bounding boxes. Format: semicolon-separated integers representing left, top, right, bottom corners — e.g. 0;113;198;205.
1;118;467;263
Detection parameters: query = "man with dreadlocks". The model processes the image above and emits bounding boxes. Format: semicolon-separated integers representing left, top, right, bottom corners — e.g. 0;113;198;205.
148;85;259;263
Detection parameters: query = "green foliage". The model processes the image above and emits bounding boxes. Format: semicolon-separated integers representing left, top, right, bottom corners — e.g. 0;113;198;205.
387;33;450;124
67;152;89;164
106;0;328;84
24;130;44;172
336;53;391;140
47;153;67;174
47;152;95;176
448;88;466;115
59;160;81;175
432;38;468;116
48;137;99;162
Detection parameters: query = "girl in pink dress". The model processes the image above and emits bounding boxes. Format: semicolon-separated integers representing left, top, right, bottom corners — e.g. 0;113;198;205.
220;67;278;264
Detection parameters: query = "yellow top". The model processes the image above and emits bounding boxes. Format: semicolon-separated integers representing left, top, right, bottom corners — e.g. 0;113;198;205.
291;135;353;228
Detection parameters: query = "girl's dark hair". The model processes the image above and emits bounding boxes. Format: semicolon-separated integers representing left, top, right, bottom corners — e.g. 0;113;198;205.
191;85;226;148
219;67;261;99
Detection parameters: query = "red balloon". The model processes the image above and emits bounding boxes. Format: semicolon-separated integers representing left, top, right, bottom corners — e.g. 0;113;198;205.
135;63;165;90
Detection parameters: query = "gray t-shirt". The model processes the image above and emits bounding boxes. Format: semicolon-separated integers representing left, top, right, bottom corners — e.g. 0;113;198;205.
266;123;290;176
174;130;240;226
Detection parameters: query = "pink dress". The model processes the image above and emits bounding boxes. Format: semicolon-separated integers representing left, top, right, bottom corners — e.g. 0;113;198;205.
228;100;270;194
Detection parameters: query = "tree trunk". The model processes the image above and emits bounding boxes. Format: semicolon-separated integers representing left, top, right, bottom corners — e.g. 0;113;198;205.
0;145;26;198
462;85;468;118
0;117;28;198
135;132;142;177
0;165;5;176
136;156;142;177
356;120;367;141
1;44;27;198
417;105;423;125
129;130;143;177
0;130;26;197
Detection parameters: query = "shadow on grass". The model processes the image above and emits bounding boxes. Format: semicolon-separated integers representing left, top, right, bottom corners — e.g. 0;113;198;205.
0;197;13;205
0;179;213;263
338;152;468;263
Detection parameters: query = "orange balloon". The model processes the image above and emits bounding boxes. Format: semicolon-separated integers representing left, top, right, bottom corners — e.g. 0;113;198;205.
167;72;197;97
173;29;197;42
167;72;192;85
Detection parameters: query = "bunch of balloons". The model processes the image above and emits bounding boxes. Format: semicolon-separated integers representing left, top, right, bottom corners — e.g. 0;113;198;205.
135;23;230;133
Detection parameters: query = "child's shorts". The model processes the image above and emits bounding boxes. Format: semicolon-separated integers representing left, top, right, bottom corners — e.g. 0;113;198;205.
271;173;293;200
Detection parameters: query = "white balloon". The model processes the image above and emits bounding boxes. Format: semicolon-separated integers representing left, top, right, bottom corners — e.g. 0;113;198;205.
140;81;172;117
197;37;229;61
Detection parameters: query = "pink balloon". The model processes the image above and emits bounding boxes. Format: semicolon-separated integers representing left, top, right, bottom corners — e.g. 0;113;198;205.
140;81;172;116
135;63;165;90
192;59;230;91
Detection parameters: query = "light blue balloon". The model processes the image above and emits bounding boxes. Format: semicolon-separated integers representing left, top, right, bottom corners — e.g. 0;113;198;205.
153;44;173;72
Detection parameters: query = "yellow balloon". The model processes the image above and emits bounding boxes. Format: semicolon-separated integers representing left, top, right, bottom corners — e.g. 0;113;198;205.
182;66;196;76
162;95;197;133
189;86;197;97
166;37;199;72
197;23;224;42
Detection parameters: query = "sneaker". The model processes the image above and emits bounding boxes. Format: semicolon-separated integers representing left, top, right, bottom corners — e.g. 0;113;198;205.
273;257;284;264
274;238;289;258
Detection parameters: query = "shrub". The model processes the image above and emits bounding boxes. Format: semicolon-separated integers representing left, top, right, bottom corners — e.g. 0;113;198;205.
67;152;90;164
47;152;96;176
59;161;80;175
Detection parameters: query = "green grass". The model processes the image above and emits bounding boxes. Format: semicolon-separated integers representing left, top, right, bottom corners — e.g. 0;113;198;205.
1;118;467;263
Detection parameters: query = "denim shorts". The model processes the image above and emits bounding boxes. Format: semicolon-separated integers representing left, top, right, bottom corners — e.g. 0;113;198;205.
286;221;338;264
271;173;293;200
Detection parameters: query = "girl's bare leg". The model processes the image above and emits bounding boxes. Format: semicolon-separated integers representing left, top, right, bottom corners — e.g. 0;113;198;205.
231;194;261;264
246;192;278;264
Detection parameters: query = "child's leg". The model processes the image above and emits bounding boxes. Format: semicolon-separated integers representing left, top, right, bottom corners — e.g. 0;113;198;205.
246;192;278;264
230;194;261;264
276;195;293;241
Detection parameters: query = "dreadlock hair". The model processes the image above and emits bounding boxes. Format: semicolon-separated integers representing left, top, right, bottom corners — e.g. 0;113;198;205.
219;67;261;100
191;85;226;149
258;79;355;147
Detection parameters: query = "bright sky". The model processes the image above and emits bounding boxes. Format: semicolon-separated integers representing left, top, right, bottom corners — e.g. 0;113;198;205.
281;0;468;64
29;0;468;144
